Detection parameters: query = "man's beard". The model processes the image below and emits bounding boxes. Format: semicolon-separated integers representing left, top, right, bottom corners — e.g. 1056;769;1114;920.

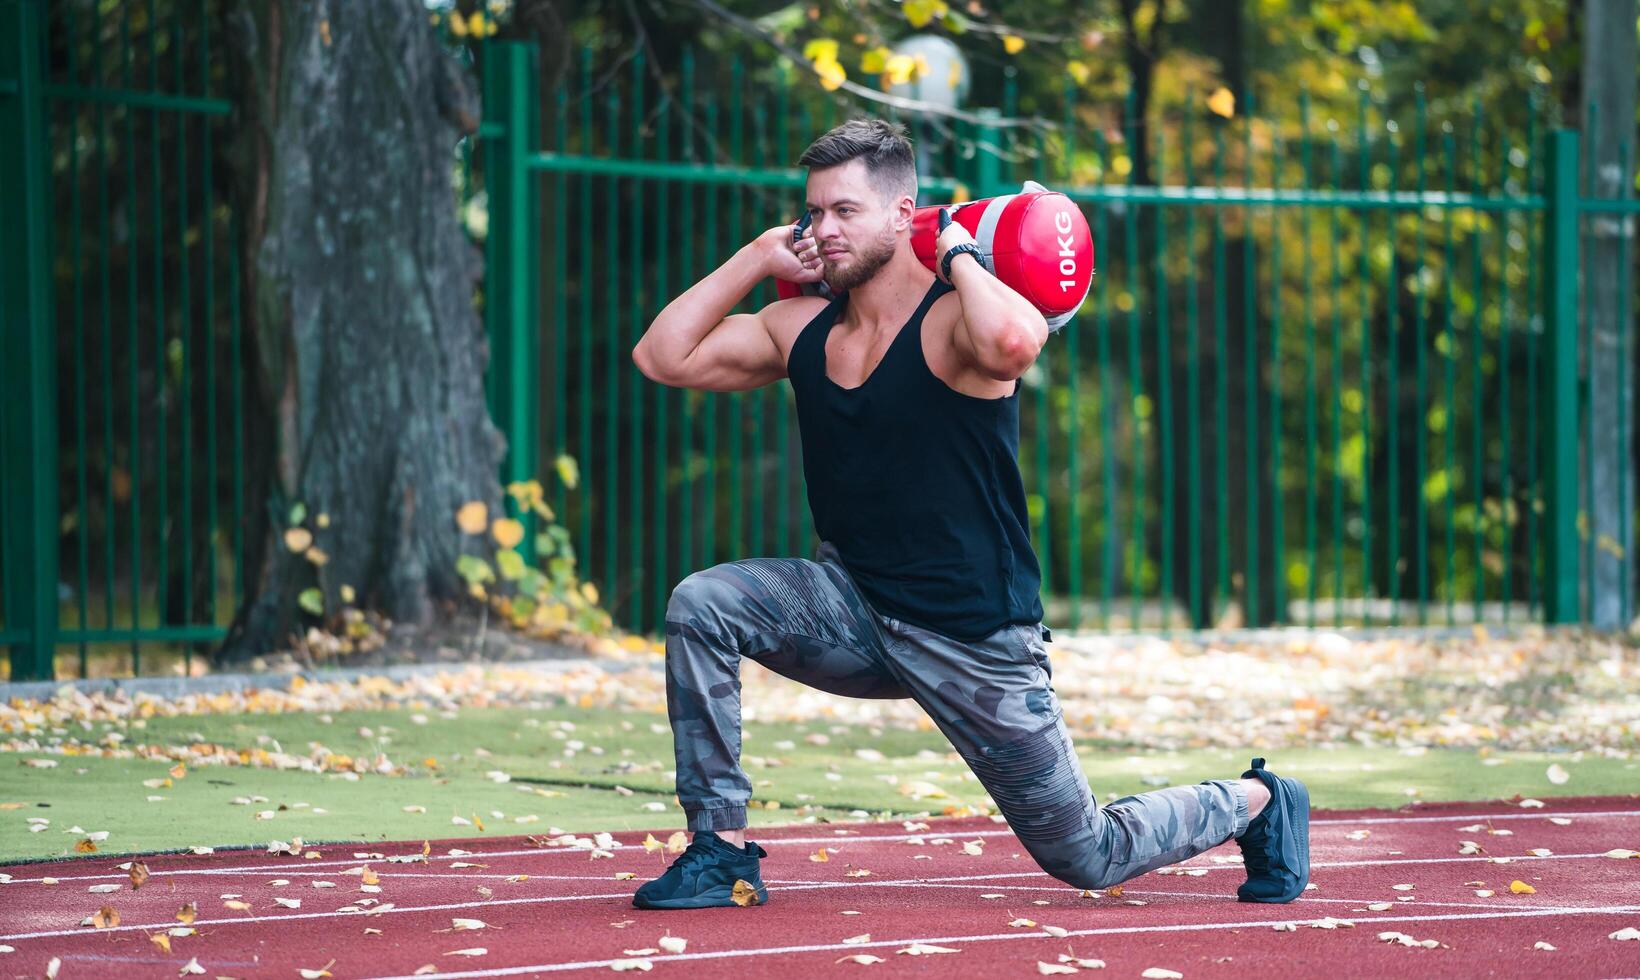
823;225;897;292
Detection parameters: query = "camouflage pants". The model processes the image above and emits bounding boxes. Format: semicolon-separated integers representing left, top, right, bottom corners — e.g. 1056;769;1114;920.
664;542;1250;890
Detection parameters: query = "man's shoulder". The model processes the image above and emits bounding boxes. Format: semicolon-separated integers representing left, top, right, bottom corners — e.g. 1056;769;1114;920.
761;294;833;361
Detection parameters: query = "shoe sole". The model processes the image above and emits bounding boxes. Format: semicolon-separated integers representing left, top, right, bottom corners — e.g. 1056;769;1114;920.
633;879;769;910
1238;776;1311;904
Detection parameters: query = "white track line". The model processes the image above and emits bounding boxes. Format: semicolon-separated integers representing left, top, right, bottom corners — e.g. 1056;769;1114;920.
2;847;1627;888
1311;808;1640;826
355;904;1640;979
5;808;1635;881
7;853;1627;945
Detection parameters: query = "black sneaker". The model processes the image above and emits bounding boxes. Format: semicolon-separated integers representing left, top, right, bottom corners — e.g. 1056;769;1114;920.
1235;757;1311;903
632;831;769;910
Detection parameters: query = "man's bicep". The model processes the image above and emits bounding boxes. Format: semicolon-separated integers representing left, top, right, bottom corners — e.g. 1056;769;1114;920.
672;310;786;391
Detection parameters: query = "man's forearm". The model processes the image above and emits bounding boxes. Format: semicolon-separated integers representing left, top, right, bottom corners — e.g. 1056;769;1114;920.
949;255;1048;371
636;241;768;367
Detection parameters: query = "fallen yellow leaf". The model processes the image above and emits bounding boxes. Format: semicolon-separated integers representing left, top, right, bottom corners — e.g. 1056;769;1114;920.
1510;880;1537;894
730;879;761;907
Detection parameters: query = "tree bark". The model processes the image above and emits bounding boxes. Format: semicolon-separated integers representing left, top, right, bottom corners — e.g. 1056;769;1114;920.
216;0;503;663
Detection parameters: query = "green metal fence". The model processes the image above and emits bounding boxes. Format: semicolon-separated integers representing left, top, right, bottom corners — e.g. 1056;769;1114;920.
4;20;1637;680
485;42;1638;639
2;0;245;680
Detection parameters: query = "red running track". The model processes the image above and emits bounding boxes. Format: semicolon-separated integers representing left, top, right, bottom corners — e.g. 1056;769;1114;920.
3;796;1638;978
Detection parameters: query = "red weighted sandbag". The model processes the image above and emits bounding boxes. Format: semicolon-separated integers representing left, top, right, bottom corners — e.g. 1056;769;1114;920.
776;180;1093;332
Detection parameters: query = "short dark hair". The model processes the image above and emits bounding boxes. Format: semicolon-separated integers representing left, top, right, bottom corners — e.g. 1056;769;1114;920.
798;117;917;204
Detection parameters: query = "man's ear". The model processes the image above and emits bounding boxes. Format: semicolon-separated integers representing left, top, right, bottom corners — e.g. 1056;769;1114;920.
894;193;916;233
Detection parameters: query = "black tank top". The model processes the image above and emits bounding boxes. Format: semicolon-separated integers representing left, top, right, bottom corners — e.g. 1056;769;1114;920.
786;277;1044;641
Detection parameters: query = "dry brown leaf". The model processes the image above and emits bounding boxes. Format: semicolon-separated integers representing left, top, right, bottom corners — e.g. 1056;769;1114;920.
176;902;197;924
1510;880;1537;894
730;879;762;907
810;848;831;863
224;900;252;911
658;936;687;954
90;905;119;928
843;934;872;944
75;838;98;854
151;933;172;953
665;831;687;854
129;862;150;890
361;867;380;885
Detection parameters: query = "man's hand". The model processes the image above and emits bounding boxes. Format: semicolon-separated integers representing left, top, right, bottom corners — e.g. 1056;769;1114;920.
756;221;826;284
935;207;980;283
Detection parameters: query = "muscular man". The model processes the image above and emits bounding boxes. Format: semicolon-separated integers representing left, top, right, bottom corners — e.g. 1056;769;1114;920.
629;117;1308;910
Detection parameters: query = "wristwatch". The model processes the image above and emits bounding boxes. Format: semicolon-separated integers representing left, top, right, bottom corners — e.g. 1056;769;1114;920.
940;242;988;282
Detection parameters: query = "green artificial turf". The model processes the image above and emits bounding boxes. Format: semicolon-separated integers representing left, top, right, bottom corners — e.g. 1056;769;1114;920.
4;704;1634;862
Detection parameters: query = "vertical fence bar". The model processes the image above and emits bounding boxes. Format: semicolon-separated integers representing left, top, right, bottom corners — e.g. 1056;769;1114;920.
1301;94;1318;628
1411;92;1429;625
627;50;645;629
1153;122;1172;629
1468;110;1486;623
1181;96;1199;628
679;50;695;581
1094;130;1114;630
98;5;116;643
576;48;594;584
150;0;167;667
780;98;799;560
748;88;767;562
1618;141;1634;627
1441;131;1457;623
69;1;91;673
1212;124;1228;625
603;88;621;606
175;9;194;670
1524;98;1540;617
486;43;538;556
1497;136;1514;621
727;60;744;566
1242;93;1259;625
0;0;57;679
201;0;218;636
552;85;568;536
1357;87;1374;623
651;90;670;629
1540;129;1580;622
702;97;718;570
1268;127;1284;624
230;211;245;612
1386;125;1403;627
1328;136;1343;627
1065;80;1083;630
1123;95;1144;629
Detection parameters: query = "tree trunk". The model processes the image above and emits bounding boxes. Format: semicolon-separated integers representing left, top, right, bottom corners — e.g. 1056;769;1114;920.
216;0;503;663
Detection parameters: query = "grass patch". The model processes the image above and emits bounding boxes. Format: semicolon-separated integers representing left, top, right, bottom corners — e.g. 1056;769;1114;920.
4;704;1635;863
